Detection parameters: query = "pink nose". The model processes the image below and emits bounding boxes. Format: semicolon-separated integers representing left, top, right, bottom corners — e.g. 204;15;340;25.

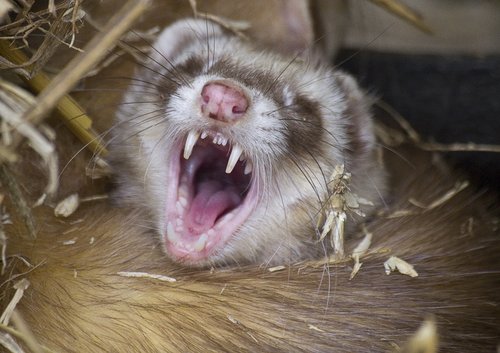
201;82;248;123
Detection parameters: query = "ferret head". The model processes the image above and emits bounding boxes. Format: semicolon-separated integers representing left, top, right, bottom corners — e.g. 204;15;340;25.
111;19;385;266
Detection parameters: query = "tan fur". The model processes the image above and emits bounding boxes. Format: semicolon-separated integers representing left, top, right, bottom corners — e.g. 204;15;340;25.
2;145;499;352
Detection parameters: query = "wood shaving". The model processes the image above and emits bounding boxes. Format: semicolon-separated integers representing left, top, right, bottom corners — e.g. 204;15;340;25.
117;271;176;283
247;332;258;343
350;231;373;280
62;238;76;245
80;194;108;203
384;256;418;277
308;324;325;332
32;194;46;208
402;318;438;353
386;209;420;219
86;157;112;179
268;265;286;272
0;279;30;326
227;315;239;325
352;230;373;258
350;261;363;281
54;193;80;217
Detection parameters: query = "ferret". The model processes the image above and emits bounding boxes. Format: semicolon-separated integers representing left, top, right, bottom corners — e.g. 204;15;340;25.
1;16;499;353
110;18;385;266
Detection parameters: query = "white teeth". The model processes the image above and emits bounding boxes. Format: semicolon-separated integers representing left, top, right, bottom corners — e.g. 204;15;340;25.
166;222;179;244
215;212;234;229
226;144;243;174
186;131;251;175
194;233;208;252
244;160;253;175
179;183;189;199
216;136;227;145
179;196;188;207
183;130;199;159
176;201;183;215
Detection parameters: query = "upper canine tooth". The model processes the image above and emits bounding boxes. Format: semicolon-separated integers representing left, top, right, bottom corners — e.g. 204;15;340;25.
201;131;208;139
184;130;199;159
226;144;243;174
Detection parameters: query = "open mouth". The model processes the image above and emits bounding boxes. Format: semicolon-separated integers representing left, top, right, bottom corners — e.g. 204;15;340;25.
164;130;258;263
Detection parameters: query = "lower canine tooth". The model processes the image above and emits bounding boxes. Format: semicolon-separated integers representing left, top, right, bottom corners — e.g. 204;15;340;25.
166;222;179;244
244;160;253;175
226;144;243;174
184;131;199;159
194;233;208;251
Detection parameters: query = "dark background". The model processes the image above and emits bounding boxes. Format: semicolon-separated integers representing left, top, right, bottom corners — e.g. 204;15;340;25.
338;50;500;193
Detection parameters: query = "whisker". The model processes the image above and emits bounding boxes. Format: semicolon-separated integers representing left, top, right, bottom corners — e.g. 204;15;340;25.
333;24;394;71
127;30;192;87
264;53;300;96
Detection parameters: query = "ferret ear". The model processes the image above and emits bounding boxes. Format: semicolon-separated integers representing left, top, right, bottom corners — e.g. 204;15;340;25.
334;71;377;153
151;19;224;61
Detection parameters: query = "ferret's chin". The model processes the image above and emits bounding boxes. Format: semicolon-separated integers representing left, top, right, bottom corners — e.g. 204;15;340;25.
161;131;259;266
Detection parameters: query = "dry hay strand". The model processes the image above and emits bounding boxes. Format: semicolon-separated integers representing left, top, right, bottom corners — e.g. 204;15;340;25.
368;0;433;34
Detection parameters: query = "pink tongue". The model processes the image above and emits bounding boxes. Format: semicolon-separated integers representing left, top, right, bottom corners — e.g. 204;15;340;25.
185;181;241;234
